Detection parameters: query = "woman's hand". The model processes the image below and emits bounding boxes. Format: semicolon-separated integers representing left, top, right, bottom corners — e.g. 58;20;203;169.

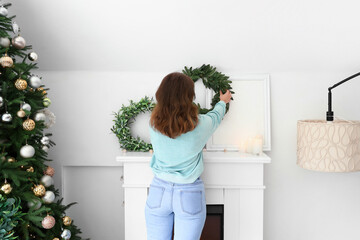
220;89;232;104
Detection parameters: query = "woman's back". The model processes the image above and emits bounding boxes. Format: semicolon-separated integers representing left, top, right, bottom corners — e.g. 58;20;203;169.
149;100;226;183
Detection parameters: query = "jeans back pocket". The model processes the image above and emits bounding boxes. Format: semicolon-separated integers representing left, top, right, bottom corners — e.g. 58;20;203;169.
180;190;203;215
146;185;165;209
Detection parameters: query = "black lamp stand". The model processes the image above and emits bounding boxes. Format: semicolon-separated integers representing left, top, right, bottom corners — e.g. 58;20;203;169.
327;72;360;121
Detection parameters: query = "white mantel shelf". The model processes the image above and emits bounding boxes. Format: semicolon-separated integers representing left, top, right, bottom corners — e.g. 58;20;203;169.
117;151;271;240
116;151;271;164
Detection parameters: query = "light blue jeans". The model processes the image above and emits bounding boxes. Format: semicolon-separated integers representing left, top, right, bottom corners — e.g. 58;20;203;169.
145;176;206;240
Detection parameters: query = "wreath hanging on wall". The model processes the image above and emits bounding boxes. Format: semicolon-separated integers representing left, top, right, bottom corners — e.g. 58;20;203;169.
111;96;155;152
183;64;234;114
112;64;234;152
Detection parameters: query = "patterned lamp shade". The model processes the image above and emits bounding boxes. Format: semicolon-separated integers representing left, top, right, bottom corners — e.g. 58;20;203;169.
297;120;360;172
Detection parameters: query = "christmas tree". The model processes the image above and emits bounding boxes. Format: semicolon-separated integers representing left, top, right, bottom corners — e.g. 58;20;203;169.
0;3;87;240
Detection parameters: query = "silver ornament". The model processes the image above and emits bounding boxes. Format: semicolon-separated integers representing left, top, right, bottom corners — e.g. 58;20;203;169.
34;112;46;121
61;229;71;239
27;199;42;210
28;52;38;61
20;144;35;158
29;75;41;88
42;191;55;203
42;145;49;152
0;37;10;48
12;22;20;34
1;112;12;122
40;175;54;187
40;136;50;145
22;103;31;111
12;36;26;49
0;6;8;17
0;96;3;107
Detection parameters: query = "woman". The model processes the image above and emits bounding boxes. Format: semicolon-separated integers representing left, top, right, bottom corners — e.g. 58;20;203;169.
145;72;232;240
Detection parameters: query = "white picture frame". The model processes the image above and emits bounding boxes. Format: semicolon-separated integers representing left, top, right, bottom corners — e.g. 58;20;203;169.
205;74;271;151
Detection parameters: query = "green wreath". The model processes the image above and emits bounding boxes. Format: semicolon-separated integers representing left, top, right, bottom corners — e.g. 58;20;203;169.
183;64;234;114
111;96;155;152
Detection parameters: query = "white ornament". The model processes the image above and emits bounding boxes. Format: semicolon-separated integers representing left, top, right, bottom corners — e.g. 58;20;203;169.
0;37;10;48
34;112;46;121
20;144;35;158
0;6;8;16
22;103;31;112
11;36;26;49
40;175;54;187
27;199;42;210
17;109;26;118
37;109;56;128
0;96;3;107
42;145;49;152
29;75;41;88
42;191;55;203
1;112;12;122
40;136;50;145
61;229;71;239
12;22;20;34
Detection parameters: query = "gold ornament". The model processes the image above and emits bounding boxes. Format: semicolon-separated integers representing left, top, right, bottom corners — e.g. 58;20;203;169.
17;109;26;118
0;53;13;67
1;180;12;194
37;87;47;95
26;166;34;172
7;157;16;163
62;216;72;226
33;184;46;197
15;78;27;90
23;118;35;131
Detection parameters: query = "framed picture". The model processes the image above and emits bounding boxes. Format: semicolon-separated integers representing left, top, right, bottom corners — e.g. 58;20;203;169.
205;74;271;151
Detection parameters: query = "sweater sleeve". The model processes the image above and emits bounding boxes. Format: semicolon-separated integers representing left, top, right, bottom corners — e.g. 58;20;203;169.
199;100;226;145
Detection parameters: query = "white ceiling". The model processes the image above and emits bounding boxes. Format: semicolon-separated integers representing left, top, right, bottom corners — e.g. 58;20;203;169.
10;0;360;72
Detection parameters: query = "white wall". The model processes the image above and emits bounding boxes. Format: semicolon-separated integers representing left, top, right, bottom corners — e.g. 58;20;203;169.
11;1;360;239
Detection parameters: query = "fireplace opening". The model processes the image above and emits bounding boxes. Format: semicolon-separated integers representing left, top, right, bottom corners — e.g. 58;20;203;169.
201;205;224;240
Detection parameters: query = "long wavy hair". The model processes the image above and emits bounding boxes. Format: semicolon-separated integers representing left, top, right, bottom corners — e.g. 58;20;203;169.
150;72;199;139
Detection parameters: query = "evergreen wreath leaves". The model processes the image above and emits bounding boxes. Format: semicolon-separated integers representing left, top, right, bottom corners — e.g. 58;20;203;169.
111;96;155;152
183;64;234;114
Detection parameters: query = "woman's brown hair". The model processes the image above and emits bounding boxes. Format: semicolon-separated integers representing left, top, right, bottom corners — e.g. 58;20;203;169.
150;72;199;139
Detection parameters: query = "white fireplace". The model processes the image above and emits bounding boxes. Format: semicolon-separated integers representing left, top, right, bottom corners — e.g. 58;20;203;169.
116;151;271;240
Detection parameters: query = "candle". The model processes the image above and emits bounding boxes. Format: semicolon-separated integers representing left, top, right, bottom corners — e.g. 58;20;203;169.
238;140;246;153
252;136;263;155
245;138;253;153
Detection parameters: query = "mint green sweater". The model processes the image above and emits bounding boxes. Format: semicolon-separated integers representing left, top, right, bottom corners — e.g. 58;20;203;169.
149;100;226;183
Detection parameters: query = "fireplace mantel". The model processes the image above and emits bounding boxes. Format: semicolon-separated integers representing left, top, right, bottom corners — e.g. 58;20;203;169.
116;151;271;240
